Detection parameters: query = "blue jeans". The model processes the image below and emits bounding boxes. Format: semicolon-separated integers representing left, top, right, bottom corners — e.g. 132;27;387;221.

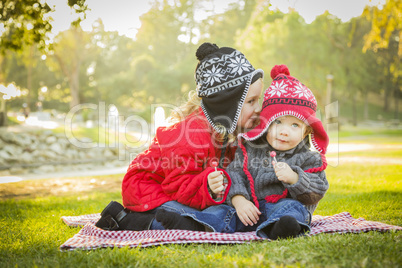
148;201;237;231
254;199;311;238
148;201;204;230
150;199;311;238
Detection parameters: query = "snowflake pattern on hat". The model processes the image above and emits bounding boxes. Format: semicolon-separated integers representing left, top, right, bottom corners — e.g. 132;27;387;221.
266;80;288;98
228;56;252;75
203;65;224;86
294;82;314;100
196;50;256;97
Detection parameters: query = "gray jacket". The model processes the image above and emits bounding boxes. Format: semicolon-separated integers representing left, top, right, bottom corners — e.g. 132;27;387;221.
226;137;329;214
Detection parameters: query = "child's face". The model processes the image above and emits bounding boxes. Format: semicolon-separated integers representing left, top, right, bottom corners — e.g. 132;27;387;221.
237;79;263;131
266;116;309;151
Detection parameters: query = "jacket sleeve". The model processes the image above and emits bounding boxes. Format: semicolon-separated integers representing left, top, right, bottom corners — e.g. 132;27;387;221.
160;145;231;210
225;147;251;207
122;137;168;211
285;152;329;206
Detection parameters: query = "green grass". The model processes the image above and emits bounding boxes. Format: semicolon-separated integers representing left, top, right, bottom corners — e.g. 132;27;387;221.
53;126;110;144
52;125;145;147
329;126;402;142
330;149;402;158
0;139;401;267
320;164;401;226
7;115;21;126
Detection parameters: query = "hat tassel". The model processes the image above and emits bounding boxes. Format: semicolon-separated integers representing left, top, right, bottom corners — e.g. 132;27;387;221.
304;154;327;173
239;139;260;209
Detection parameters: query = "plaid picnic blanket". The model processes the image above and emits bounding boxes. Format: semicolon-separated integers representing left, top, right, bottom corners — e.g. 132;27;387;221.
60;212;401;251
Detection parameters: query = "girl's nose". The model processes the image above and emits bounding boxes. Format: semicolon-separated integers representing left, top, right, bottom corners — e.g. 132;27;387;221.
279;127;289;136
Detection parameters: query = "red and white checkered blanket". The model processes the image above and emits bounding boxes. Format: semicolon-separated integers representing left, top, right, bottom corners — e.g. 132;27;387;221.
60;212;401;251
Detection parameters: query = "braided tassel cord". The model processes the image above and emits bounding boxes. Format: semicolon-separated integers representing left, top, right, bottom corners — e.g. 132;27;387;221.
304;154;327;173
239;140;259;209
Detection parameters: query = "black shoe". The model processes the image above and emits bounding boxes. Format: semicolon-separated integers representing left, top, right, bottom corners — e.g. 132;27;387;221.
266;215;302;240
95;201;127;230
95;201;155;231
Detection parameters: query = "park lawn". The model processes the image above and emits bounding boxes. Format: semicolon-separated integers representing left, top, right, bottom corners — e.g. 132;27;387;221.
52;125;147;148
328;127;402;146
0;150;401;267
327;148;402;157
335;127;402;140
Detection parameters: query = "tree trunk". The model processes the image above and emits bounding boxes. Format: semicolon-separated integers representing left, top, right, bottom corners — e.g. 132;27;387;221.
395;53;400;120
54;54;81;109
70;66;80;109
363;91;369;121
395;87;400;120
27;46;34;110
352;93;357;126
0;55;6;127
0;99;6;127
383;68;392;113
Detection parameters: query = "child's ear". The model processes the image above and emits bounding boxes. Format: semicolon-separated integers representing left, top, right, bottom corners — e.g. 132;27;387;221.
304;126;313;137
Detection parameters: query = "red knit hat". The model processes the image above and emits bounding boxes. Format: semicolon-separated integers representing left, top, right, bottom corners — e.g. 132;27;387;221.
240;65;329;154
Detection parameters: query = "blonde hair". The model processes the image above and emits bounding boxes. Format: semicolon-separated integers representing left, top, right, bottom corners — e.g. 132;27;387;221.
304;125;313;137
167;90;237;143
167;90;201;124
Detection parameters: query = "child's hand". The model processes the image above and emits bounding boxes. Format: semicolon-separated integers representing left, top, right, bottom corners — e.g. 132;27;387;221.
231;195;261;226
207;171;224;194
272;161;299;185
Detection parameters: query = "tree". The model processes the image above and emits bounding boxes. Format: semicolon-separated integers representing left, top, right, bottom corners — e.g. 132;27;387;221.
88;19;137;112
2;45;59;110
236;3;387;125
345;17;383;124
363;0;402;56
48;26;92;108
0;0;88;53
0;0;88;126
235;1;284;70
131;0;207;105
363;1;401;118
199;0;257;46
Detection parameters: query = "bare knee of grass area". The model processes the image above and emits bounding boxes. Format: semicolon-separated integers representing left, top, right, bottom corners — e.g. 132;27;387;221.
0;174;123;200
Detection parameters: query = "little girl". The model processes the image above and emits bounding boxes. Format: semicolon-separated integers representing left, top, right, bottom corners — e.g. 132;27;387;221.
156;65;329;240
95;43;264;231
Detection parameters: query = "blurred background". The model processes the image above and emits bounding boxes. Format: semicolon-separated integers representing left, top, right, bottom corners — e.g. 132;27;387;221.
0;0;400;179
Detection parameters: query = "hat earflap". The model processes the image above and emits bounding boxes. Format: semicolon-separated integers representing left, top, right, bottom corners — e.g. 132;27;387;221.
306;117;329;154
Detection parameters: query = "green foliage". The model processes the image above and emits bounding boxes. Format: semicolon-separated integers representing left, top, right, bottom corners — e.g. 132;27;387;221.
0;0;88;53
363;0;402;56
200;0;257;45
2;45;59;110
2;0;400;123
0;0;52;52
48;25;94;108
131;0;199;104
362;1;401;119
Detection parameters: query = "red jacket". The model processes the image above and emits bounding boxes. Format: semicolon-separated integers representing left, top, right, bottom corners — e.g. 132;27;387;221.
122;109;236;212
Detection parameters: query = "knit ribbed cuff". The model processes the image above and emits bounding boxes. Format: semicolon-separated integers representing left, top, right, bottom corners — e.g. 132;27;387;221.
285;166;311;197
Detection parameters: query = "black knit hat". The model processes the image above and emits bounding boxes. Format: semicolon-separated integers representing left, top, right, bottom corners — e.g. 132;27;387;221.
195;43;263;134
